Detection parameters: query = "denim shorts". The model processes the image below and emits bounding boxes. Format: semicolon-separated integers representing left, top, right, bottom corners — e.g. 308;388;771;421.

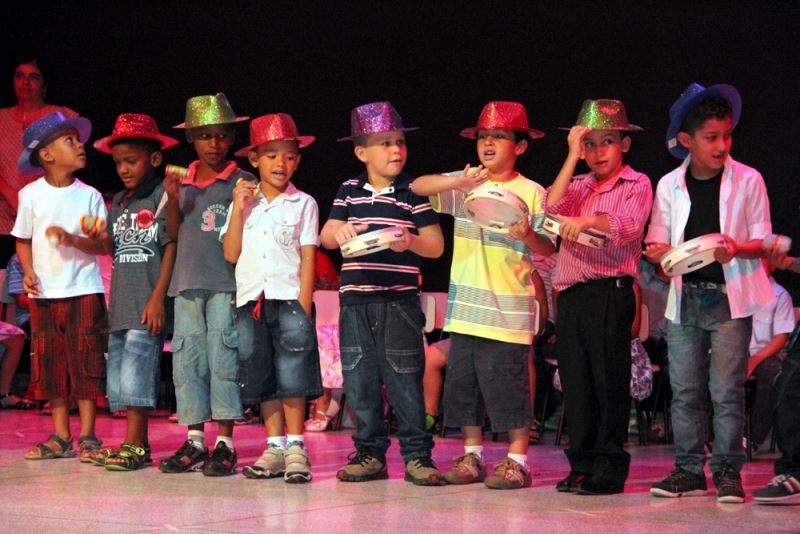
172;289;241;425
107;329;163;411
443;332;531;432
236;299;322;404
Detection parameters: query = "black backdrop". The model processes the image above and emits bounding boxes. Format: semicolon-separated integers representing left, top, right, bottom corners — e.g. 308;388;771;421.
3;1;799;296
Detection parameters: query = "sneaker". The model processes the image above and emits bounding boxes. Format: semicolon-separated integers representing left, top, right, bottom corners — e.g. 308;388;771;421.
650;468;708;498
713;463;745;503
159;440;209;473
202;442;237;477
484;458;532;490
243;444;285;479
336;449;388;482
556;471;588;492
284;442;312;484
753;474;800;504
444;452;486;485
405;456;444;486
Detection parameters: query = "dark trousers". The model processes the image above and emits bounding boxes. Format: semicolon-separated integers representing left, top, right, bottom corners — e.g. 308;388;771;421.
774;331;800;478
556;278;635;487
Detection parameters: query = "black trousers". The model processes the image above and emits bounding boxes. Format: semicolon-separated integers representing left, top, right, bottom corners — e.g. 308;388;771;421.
775;327;800;478
556;277;635;486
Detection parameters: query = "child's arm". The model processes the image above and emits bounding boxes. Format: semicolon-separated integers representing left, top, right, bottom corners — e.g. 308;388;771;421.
46;226;108;255
748;332;790;378
388;223;445;258
320;219;369;250
83;223;114;255
411;165;488;196
15;239;39;296
140;242;177;334
508;218;556;256
546;126;589;207
298;244;316;318
221;180;258;263
531;270;548;339
162;175;182;241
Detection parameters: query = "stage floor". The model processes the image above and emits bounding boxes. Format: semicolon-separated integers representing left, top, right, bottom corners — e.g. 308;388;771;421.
0;409;795;533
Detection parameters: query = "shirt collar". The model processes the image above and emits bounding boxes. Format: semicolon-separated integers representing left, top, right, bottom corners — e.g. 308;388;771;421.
117;172;161;208
674;155;732;191
582;164;636;192
259;182;301;204
356;171;411;194
182;161;238;187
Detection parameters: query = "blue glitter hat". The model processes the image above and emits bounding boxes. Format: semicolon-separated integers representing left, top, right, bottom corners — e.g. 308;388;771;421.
18;112;92;175
337;101;418;142
666;83;741;159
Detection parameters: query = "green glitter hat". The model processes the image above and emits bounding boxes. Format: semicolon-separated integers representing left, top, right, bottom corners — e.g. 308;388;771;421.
173;92;249;129
561;99;643;131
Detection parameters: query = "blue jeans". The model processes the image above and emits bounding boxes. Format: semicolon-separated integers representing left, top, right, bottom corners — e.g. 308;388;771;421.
107;329;163;411
172;290;241;425
339;298;433;462
667;286;752;474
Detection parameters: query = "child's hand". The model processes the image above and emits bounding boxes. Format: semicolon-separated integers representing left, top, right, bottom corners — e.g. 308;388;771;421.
334;223;369;246
455;164;489;193
507;217;532;241
557;215;594;242
765;240;794;270
22;271;40;295
388;226;412;252
644;242;671;263
45;226;73;248
714;234;738;264
232;179;257;210
567;126;591;159
162;173;181;202
141;297;165;334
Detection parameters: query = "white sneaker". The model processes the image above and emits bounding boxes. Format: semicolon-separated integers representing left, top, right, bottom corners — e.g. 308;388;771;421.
243;445;285;479
284;442;312;483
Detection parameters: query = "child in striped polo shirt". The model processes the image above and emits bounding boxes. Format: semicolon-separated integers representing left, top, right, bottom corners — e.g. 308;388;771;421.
320;101;445;486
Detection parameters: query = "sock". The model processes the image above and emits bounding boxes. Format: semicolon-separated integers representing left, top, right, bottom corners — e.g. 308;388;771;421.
507;453;528;467
187;430;205;450
286;434;304;446
267;435;287;449
216;435;234;450
464;445;483;459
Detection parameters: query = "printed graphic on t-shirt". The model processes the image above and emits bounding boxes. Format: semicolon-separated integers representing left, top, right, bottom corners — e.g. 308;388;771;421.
201;203;229;233
113;212;158;264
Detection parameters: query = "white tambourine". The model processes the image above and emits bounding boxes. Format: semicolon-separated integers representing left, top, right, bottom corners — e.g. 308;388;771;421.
542;214;607;249
341;226;405;258
659;233;726;276
463;187;529;233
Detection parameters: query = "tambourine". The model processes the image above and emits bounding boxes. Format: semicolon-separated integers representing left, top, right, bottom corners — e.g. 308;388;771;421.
463;187;529;233
659;233;726;276
341;226;405;258
542;214;606;249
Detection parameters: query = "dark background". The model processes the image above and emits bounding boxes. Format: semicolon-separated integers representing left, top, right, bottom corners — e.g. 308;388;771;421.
3;1;799;295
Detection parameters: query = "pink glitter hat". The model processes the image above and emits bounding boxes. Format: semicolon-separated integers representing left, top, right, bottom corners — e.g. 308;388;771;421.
460;101;544;140
337;101;418;142
94;113;179;154
234;113;315;157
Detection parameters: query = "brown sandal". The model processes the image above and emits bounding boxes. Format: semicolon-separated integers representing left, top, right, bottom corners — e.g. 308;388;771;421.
24;434;76;460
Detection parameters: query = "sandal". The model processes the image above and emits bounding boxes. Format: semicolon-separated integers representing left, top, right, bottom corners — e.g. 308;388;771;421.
104;443;151;471
24;434;76;460
0;393;36;410
85;446;115;466
78;435;103;463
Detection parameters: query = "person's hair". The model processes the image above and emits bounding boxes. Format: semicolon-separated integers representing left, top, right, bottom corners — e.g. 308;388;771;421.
352;135;367;148
11;50;56;99
109;137;162;155
512;130;530;144
680;96;733;135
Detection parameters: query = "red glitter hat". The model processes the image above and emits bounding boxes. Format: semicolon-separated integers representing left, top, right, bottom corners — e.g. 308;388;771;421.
460;101;544;140
94;114;179;154
234;113;315;157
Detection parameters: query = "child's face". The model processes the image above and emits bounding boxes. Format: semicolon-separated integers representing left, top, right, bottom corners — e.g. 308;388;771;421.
476;129;526;174
679;116;733;177
13;62;45;104
111;143;161;190
355;131;407;180
581;130;630;180
188;124;234;169
39;128;86;171
248;140;301;192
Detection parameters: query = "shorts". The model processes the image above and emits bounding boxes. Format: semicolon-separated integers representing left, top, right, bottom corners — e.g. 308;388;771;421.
29;293;108;400
107;329;163;411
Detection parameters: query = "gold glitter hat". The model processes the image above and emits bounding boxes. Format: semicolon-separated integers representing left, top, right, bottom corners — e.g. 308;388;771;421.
561;99;643;132
460;101;544;140
173;92;249;129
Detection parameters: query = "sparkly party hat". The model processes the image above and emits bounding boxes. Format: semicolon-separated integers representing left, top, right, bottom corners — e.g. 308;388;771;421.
561;99;643;131
337;101;418;141
460;101;544;140
18;111;92;175
94;113;179;153
234;113;315;157
173;92;249;129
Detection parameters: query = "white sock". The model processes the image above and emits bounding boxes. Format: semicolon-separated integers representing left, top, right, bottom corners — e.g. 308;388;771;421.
267;435;287;449
187;430;205;450
507;453;528;467
286;434;304;446
216;435;234;450
464;445;483;458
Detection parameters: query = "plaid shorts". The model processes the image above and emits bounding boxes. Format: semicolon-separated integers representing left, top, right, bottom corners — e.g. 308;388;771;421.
29;293;108;400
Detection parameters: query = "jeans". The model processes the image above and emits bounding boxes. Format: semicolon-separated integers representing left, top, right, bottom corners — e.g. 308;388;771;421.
107;329;163;411
172;290;241;425
774;332;800;478
339;298;433;462
667;286;752;474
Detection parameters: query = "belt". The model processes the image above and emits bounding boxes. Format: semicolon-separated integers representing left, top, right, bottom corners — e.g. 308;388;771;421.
577;276;634;289
684;280;727;293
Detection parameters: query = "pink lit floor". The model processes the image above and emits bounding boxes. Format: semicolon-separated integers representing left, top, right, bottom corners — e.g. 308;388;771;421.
0;409;796;533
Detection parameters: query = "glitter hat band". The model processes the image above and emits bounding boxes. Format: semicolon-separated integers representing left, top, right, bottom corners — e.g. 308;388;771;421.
666;83;741;159
560;99;643;132
337;101;418;142
18;111;92;176
94;113;179;154
460;101;544;140
234;113;315;157
173;92;249;129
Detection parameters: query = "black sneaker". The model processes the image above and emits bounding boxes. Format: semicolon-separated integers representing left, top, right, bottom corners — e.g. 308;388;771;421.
159;440;208;473
650;468;708;498
202;442;237;477
712;463;745;503
753;474;800;504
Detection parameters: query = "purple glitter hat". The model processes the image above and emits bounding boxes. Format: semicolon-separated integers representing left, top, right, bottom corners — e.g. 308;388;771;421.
18;111;92;176
337;101;419;142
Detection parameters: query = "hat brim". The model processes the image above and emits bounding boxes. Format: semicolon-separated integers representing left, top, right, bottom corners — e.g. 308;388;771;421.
18;116;92;176
336;126;419;142
557;124;644;132
459;126;545;140
665;84;741;159
234;135;316;157
93;133;180;154
172;116;250;129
